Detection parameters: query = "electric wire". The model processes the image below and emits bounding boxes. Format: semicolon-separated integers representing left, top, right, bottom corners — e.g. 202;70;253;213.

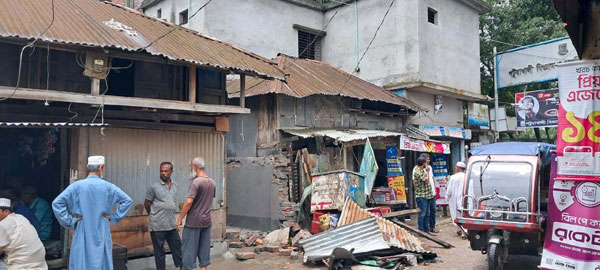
140;0;214;51
0;0;55;102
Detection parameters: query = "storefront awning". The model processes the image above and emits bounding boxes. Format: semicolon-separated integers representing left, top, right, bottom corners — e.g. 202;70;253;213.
282;128;404;143
282;128;451;154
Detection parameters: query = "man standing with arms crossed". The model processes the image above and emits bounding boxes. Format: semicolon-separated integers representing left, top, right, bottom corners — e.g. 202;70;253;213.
145;162;182;270
176;157;216;270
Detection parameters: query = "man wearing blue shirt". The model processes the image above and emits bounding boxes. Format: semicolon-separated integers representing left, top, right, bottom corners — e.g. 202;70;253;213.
21;186;53;242
52;155;132;270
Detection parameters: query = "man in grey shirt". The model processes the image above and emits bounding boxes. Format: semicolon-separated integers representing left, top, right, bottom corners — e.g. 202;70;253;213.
176;157;216;270
145;162;182;270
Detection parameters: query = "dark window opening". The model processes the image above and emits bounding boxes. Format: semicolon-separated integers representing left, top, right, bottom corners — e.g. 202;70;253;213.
195;68;226;104
428;8;437;25
179;9;188;25
106;58;135;97
298;30;321;60
157;8;162;19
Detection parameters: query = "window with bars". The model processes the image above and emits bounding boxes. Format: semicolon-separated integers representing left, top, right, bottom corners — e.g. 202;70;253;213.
157;9;162;19
428;8;438;25
179;9;188;25
298;30;321;60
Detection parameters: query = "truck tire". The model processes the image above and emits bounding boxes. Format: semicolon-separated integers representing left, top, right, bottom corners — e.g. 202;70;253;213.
488;243;505;270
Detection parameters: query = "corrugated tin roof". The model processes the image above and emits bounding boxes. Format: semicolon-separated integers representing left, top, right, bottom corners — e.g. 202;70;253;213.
0;0;284;80
282;128;404;143
338;199;433;255
228;54;424;111
299;217;390;263
0;122;106;127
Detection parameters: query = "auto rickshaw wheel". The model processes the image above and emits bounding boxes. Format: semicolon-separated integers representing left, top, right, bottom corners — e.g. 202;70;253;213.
488;243;505;270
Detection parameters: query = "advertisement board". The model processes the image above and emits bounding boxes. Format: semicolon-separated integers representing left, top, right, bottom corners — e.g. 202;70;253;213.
556;61;600;179
399;136;450;154
360;138;379;195
468;103;490;127
515;89;559;128
497;37;578;89
430;154;449;206
540;159;600;269
386;146;402;177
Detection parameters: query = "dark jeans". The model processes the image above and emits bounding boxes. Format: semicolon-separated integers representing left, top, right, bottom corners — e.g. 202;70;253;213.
151;229;183;270
182;226;211;270
428;197;437;230
416;197;430;232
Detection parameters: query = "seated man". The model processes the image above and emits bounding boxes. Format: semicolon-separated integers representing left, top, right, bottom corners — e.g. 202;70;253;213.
0;197;47;269
0;190;39;235
21;186;53;242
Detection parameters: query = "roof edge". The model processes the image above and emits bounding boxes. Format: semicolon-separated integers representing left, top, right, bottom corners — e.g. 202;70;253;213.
457;0;492;14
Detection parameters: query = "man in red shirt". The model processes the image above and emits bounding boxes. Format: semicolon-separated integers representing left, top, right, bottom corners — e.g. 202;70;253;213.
176;157;216;270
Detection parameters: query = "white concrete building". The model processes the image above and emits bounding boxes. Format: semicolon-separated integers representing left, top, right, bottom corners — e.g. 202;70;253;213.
140;0;490;156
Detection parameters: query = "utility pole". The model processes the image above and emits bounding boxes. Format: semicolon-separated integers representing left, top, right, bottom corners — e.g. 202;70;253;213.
493;46;499;142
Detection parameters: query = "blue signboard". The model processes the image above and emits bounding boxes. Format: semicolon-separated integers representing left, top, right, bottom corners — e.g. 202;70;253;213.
386;146;403;176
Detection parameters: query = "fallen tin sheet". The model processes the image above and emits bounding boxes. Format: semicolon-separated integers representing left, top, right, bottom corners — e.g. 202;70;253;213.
299;217;389;263
339;199;432;255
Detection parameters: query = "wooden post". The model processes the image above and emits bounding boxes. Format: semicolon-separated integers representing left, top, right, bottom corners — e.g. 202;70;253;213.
240;74;246;108
91;78;100;96
189;65;196;103
343;146;347;170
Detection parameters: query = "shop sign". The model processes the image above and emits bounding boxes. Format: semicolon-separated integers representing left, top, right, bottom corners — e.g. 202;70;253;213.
556;61;600;179
540;159;600;270
421;126;472;140
468;103;490;127
399;136;450;154
385;146;403;177
360;138;379;195
430;154;449;206
497;37;578;89
310;171;361;213
515;89;559;128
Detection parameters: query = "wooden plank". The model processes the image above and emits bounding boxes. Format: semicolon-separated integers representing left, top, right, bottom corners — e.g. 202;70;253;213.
389;219;454;248
240;74;246;108
189;65;197;103
215;116;229;132
0;87;250;114
382;209;421;218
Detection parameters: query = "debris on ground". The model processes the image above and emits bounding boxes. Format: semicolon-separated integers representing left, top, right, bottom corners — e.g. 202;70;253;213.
236;252;256;260
229;241;244;248
291;229;311;247
263;227;290;246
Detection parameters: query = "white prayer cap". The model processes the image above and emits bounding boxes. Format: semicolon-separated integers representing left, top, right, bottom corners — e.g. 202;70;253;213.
88;155;105;166
456;161;466;169
0;198;11;208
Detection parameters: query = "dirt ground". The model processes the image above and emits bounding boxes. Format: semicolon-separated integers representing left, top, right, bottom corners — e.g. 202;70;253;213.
209;219;542;270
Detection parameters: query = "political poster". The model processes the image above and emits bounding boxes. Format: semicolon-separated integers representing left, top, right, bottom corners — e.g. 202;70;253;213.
555;61;600;179
430;154;449;206
387;176;407;203
360;138;379;195
515;89;559;128
540;158;600;269
386;146;403;177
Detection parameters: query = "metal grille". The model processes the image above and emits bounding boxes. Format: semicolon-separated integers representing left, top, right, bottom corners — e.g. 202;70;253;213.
298;30;321;60
179;9;188;25
428;8;437;24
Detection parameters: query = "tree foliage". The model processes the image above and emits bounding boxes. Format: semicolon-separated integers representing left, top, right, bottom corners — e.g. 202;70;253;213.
480;0;566;107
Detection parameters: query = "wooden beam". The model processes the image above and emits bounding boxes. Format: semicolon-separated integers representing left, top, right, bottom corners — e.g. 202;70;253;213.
0;87;250;114
389;219;454;248
240;74;246;108
382;209;421;218
189;65;197;104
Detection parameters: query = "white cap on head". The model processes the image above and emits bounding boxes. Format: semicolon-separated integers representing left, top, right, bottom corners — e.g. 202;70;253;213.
88;155;105;166
456;161;466;169
0;198;10;208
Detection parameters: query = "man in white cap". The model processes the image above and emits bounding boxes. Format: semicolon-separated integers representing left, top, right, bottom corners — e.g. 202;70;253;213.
52;155;132;270
445;161;467;238
0;197;47;270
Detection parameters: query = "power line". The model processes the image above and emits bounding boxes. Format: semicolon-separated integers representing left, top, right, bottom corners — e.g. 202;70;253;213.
0;0;55;102
140;0;214;51
336;0;395;96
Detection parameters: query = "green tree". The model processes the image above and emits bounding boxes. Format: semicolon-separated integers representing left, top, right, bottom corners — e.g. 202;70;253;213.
479;0;566;141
